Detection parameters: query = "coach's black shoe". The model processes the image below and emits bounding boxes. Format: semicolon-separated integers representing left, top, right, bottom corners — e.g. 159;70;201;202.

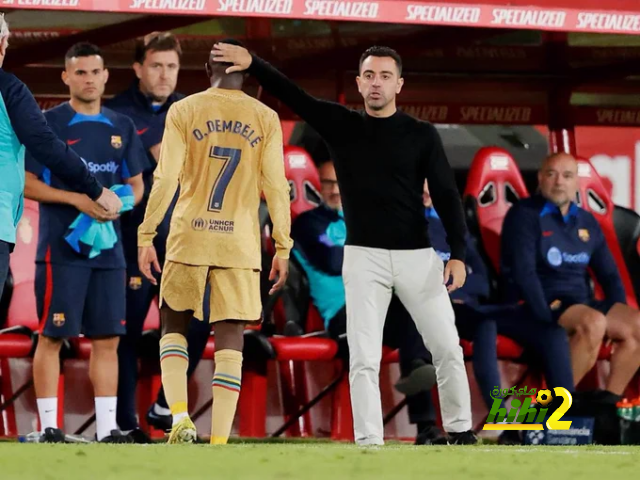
146;405;172;432
42;427;66;443
431;430;479;445
415;425;446;445
99;429;134;444
127;427;153;444
447;430;480;445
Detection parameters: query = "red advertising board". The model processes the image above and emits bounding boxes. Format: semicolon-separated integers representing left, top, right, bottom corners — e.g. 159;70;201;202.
3;1;640;35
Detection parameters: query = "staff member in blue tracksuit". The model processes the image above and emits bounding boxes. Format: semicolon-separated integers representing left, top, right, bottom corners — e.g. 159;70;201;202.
502;152;640;399
424;179;574;420
25;43;146;444
292;160;439;445
105;32;210;435
0;15;120;297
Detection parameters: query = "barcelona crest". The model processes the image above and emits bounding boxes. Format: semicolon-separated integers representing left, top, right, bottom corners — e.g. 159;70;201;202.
53;313;65;327
578;229;590;242
129;277;142;290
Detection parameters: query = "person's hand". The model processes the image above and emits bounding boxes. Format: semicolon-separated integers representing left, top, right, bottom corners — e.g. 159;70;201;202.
73;194;119;222
138;246;162;286
95;187;123;215
444;259;467;293
211;43;252;74
269;256;289;295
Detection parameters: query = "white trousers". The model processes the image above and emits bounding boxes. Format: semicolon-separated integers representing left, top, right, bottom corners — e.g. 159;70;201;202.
343;246;472;445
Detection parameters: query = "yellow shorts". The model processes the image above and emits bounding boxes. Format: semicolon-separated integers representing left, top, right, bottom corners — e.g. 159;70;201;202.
159;261;262;323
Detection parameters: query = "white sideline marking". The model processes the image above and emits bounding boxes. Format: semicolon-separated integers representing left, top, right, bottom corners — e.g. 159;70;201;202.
223;444;638;455
475;448;633;455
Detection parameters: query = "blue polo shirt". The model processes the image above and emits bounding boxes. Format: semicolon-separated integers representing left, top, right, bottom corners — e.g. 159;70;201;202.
501;194;626;323
104;82;184;264
25;103;146;269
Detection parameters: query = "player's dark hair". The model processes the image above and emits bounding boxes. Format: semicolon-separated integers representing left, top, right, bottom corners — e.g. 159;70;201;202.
135;31;182;64
359;46;402;76
65;42;103;61
218;38;245;48
213;38;246;69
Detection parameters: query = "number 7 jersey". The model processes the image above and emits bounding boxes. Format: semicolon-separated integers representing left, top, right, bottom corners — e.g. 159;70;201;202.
137;87;293;269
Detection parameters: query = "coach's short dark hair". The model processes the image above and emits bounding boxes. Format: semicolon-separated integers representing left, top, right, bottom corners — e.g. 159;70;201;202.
65;42;103;61
135;31;182;64
359;46;402;76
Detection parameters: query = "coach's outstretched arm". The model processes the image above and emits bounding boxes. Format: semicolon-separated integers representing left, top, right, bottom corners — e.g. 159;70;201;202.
260;111;293;295
138;104;186;284
1;73;121;213
501;204;553;323
211;43;348;136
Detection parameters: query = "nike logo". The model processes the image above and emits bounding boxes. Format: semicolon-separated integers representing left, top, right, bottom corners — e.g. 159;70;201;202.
67;139;81;145
44;409;55;413
543;231;554;237
137;127;149;136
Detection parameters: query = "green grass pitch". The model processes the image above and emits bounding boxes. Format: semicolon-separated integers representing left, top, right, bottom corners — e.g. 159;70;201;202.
1;442;639;480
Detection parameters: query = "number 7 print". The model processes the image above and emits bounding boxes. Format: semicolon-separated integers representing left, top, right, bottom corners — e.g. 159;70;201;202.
208;146;242;212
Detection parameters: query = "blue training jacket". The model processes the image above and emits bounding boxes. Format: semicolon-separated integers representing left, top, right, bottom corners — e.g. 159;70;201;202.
0;69;102;246
501;194;626;323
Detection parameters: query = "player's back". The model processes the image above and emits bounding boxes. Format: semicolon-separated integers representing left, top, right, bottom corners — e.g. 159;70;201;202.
165;87;282;269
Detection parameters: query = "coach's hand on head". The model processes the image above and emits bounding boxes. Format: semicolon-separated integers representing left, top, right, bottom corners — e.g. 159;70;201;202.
138;245;162;286
269;256;288;295
73;194;119;223
211;43;252;73
444;258;466;293
95;188;123;215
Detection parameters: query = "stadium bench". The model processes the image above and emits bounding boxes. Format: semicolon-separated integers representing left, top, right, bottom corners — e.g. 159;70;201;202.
612;205;640;303
574;158;639;397
575;158;638;308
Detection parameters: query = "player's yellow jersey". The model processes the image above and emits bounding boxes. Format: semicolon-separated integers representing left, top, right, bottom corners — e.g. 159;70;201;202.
138;87;292;269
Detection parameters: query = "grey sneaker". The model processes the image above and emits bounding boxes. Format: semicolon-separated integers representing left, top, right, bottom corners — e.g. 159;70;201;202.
395;362;437;396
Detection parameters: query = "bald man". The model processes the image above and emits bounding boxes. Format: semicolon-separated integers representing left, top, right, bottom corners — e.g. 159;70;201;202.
501;153;640;398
